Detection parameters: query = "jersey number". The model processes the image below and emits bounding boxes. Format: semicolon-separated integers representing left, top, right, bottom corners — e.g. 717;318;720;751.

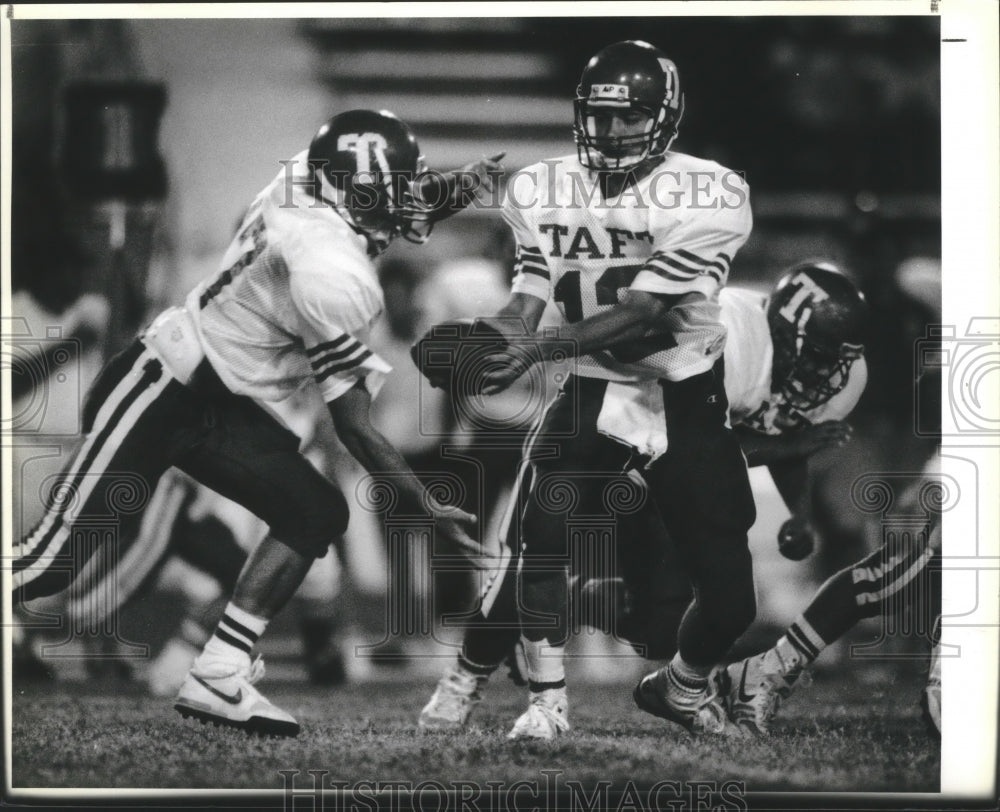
552;265;678;357
199;211;267;308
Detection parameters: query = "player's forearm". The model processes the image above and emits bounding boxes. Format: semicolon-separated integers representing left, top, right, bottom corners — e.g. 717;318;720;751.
413;171;472;222
537;294;663;360
414;157;501;222
767;458;812;517
482;294;547;337
735;429;809;467
335;422;434;513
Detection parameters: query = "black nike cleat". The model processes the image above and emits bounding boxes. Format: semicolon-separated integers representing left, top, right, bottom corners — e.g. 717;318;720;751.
174;655;299;737
633;665;742;736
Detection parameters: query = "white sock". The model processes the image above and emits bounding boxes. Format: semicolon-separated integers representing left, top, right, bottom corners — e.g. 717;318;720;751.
766;616;824;679
198;602;268;669
520;636;565;689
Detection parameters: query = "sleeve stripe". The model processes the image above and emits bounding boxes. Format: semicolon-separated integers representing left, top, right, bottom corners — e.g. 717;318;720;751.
674;248;712;266
518;256;549;270
704;261;727;279
310;341;368;370
520;266;550;280
669;249;732;273
645;258;723;284
306;334;354;358
314;349;373;383
648;251;730;281
648;255;700;278
515;245;551;280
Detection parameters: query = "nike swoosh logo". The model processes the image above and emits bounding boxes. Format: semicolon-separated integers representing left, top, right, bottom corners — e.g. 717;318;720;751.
737;661;755;704
193;674;243;705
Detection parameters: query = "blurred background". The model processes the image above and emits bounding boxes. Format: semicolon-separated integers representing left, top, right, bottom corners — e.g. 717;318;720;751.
8;16;941;689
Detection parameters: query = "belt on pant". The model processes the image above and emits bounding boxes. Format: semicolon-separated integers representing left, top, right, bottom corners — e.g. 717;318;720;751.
141;306;206;386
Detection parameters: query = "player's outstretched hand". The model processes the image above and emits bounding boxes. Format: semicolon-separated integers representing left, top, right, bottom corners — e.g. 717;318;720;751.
429;501;485;564
777;516;819;560
459;152;506;199
792;420;853;457
480;345;538;395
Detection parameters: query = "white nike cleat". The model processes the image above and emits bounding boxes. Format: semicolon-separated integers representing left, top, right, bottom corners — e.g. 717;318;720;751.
507;687;570;741
174;656;299;737
418;666;484;731
921;643;941;738
633;665;741;736
720;652;798;735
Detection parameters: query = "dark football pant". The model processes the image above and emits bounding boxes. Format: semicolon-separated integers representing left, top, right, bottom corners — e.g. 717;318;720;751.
800;517;942;648
13;339;349;605
460;494;693;675
62;470;249;626
515;371;756;667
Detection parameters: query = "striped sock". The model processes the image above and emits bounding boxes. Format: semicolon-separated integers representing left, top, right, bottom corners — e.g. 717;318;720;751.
668;652;711;693
198;603;268;669
766;616;825;680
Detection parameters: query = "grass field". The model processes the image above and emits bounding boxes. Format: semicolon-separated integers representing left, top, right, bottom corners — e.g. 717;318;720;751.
9;664;939;802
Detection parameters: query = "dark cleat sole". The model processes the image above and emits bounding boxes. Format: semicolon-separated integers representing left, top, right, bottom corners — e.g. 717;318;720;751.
632;680;694;733
174;702;300;738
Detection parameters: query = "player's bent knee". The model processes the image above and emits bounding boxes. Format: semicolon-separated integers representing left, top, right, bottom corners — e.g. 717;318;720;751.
269;488;350;559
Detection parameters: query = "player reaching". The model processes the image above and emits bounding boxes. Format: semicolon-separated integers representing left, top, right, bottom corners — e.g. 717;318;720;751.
12;109;502;736
415;262;869;735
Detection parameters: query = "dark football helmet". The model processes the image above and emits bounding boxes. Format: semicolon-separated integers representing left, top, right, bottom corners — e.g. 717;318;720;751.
308;109;432;254
767;261;868;411
573;40;685;171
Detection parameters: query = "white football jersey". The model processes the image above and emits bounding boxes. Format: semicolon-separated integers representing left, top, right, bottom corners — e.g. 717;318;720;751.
595;286;867;459
503;152;752;382
187;151;391;404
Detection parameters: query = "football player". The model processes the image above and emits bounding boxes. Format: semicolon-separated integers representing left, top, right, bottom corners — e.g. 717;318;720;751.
416;261;869;735
462;40;759;739
12;109;502;736
416;33;795;738
720;462;941;736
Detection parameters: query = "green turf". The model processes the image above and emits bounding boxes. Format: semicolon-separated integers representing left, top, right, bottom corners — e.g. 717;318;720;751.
10;669;939;796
